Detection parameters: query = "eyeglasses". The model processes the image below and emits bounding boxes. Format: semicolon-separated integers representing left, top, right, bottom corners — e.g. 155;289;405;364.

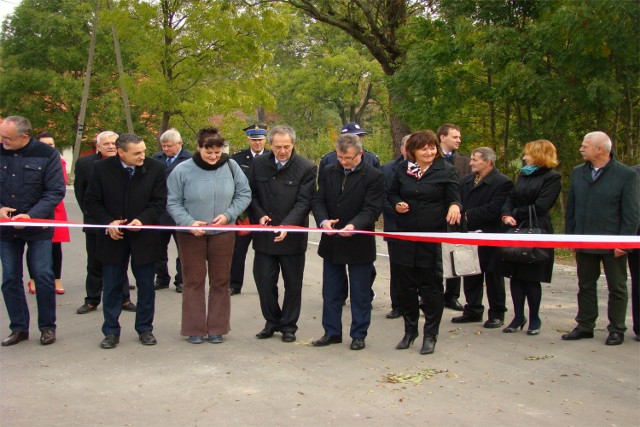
1;134;24;143
337;152;361;162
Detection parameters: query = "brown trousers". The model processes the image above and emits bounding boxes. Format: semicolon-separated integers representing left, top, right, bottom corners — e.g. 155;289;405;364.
177;232;235;336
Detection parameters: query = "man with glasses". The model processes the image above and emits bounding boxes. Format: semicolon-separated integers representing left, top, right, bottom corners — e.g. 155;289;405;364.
0;116;65;346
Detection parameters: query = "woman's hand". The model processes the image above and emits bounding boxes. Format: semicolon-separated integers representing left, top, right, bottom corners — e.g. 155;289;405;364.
210;214;228;226
502;215;517;227
395;201;409;214
190;220;208;236
446;204;461;225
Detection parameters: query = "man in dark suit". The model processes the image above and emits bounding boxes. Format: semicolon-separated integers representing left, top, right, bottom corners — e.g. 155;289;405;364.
438;123;471;311
381;135;409;319
451;147;513;328
249;125;316;343
151;128;192;293
630;165;640;342
228;124;267;295
312;133;385;350
74;131;136;314
563;131;640;346
84;133;167;349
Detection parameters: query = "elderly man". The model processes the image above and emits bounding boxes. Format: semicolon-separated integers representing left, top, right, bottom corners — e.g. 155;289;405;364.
249;125;316;343
562;131;640;345
312;133;385;350
0;116;65;346
438;123;471;312
75;131;136;314
84;133;167;349
228;124;267;295
152;128;192;293
451;147;513;328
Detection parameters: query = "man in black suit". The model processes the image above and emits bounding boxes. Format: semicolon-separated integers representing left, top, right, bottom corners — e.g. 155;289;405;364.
451;147;513;328
151;128;192;293
249;125;316;343
84;133;167;349
74;131;136;314
438;123;471;311
630;164;640;342
312;133;385;350
228;124;267;295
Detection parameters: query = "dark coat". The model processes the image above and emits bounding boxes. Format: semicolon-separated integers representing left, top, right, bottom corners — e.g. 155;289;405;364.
445;151;471;179
74;153;105;233
249;150;317;255
152;148;192;225
566;157;640;254
460;167;513;271
387;157;461;268
381;156;404;234
313;161;385;264
84;155;167;265
0;137;65;241
501;167;561;283
318;149;380;183
231;148;262;178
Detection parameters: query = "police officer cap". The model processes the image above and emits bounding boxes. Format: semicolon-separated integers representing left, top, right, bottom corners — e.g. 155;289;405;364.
243;124;267;139
340;122;368;135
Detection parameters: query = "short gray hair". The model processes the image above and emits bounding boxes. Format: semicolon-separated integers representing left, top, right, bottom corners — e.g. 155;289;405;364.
5;116;32;137
96;130;118;144
159;128;182;144
471;146;496;164
335;133;362;153
584;131;612;152
116;132;143;150
268;125;296;144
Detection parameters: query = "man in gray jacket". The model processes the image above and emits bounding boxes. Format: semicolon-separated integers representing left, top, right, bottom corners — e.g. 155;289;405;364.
562;131;640;346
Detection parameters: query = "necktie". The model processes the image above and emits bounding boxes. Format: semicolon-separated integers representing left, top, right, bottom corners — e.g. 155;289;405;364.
166;156;174;166
126;167;134;178
591;168;602;181
445;153;453;161
277;162;284;170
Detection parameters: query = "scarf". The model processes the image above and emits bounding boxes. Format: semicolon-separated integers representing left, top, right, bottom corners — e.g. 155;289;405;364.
193;151;229;171
520;165;539;176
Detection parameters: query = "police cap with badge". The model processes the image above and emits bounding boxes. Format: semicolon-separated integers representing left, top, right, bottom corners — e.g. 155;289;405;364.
243;124;267;139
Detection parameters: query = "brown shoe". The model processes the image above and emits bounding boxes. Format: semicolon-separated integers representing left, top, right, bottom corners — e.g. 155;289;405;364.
1;331;29;346
40;328;56;345
122;301;137;312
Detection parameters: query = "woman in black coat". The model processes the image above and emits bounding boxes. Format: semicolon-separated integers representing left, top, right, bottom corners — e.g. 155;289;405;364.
501;140;561;335
387;130;461;354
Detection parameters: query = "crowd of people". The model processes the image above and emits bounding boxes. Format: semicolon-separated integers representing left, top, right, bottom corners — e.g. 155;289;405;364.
1;115;638;354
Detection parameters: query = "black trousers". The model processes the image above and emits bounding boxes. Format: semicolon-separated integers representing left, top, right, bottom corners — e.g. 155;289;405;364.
155;230;182;286
444;277;460;300
387;241;400;310
462;270;506;320
229;232;253;291
84;232;130;306
395;264;444;337
628;249;639;336
253;251;305;333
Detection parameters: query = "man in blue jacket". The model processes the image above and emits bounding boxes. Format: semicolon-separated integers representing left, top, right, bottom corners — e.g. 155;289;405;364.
0;116;65;346
563;131;640;346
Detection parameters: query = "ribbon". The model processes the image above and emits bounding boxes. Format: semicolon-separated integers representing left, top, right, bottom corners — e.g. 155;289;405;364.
1;218;638;249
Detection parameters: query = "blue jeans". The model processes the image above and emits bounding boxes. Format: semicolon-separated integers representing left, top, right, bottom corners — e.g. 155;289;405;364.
102;245;155;337
321;260;374;339
1;239;56;332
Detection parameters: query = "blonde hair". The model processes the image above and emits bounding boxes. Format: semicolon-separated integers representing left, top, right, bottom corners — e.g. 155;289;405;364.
524;140;558;168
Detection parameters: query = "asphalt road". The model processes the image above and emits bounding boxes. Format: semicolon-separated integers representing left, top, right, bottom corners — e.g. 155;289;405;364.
0;189;638;426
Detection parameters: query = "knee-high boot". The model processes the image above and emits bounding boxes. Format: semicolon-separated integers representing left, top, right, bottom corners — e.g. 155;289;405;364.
396;311;419;349
419;285;444;355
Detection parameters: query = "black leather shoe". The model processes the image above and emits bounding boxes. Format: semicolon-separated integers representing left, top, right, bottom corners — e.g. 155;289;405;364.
635;335;640;342
386;309;401;319
312;334;342;346
139;331;157;346
350;338;365;350
76;303;97;314
100;335;119;349
175;283;183;293
229;288;241;296
282;332;296;342
40;328;56;345
154;281;169;290
1;331;29;346
605;332;624;346
483;318;504;329
420;335;437;354
561;328;594;340
122;301;137;312
445;298;464;311
451;314;482;323
256;328;275;339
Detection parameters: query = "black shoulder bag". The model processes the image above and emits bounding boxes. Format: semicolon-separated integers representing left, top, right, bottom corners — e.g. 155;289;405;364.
500;205;549;264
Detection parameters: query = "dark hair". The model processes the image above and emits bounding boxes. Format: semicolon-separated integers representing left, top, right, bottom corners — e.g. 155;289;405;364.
37;131;54;140
437;123;461;140
405;130;441;162
116;132;144;150
197;127;227;148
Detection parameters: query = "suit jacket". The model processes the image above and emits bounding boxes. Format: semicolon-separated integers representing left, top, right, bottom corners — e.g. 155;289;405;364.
445;151;471;179
313;161;384;264
566;156;640;254
84;155;167;265
152;148;192;225
249;150;317;255
460;167;513;271
74;153;105;233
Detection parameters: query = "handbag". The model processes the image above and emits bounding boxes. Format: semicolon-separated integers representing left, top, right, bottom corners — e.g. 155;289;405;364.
442;223;481;279
236;214;251;236
500;205;549;264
